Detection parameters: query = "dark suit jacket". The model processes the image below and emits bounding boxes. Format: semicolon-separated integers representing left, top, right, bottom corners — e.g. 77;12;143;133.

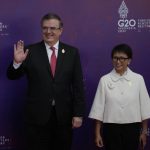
7;41;85;125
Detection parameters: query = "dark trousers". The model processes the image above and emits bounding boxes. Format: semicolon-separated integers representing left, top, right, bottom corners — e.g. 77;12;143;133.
24;107;72;150
103;123;141;150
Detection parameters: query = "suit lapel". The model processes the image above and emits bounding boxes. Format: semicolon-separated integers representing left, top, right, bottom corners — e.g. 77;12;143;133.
39;41;53;78
39;41;66;79
54;42;65;78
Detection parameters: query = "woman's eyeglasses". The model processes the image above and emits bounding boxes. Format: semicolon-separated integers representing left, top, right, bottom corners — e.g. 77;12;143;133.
112;57;129;62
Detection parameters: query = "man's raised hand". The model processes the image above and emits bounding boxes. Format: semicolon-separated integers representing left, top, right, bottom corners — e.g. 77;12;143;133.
14;40;29;64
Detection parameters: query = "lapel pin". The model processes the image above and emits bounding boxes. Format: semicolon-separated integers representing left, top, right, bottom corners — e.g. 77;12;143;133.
128;81;132;86
62;49;65;53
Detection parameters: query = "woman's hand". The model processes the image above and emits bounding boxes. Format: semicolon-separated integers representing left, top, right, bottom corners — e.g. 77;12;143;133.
95;120;104;148
95;134;104;148
139;133;147;150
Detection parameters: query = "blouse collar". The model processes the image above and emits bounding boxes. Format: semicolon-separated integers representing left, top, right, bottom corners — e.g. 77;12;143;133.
110;67;132;82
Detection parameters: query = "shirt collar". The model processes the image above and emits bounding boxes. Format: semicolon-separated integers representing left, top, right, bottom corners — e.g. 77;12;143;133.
110;67;132;82
44;41;59;51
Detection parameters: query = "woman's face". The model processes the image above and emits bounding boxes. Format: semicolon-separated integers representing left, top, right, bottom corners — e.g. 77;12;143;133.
112;52;131;75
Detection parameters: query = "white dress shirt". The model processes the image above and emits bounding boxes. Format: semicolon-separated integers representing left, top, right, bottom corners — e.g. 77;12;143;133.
89;68;150;124
44;41;59;62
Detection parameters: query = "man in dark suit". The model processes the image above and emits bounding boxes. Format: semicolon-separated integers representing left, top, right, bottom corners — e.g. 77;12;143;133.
7;13;85;150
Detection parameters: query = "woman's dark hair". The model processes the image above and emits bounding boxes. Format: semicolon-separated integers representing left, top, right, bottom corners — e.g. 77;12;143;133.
111;44;133;59
41;13;63;28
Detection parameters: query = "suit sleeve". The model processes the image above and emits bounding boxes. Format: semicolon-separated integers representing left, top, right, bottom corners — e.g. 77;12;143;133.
7;62;26;80
72;49;85;117
7;47;29;79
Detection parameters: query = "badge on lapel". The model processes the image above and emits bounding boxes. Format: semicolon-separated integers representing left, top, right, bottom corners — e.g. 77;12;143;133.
62;49;65;53
128;81;132;86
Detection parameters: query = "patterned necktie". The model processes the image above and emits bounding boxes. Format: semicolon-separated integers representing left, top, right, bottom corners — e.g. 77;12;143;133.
50;47;57;77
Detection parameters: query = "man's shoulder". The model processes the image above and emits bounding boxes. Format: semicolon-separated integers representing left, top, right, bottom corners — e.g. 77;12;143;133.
25;41;44;49
59;42;78;51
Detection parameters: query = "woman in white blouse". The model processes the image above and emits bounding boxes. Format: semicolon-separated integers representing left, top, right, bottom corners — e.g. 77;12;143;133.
89;44;150;150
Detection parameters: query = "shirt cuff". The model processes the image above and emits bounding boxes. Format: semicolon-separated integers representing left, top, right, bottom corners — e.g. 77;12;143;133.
13;61;22;69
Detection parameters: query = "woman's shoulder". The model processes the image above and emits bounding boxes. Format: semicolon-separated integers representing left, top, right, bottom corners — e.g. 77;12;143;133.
128;68;143;78
127;68;144;83
99;72;112;83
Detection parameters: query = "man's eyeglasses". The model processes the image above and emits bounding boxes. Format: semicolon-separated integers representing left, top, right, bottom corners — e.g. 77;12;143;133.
42;27;61;32
112;57;129;62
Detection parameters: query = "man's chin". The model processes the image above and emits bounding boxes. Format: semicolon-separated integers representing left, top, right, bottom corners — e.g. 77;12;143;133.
44;40;56;45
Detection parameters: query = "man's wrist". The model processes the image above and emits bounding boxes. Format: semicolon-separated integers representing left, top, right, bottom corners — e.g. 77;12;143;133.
13;60;22;69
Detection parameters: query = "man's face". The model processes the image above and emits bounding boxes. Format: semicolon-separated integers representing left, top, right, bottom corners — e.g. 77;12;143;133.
41;19;63;46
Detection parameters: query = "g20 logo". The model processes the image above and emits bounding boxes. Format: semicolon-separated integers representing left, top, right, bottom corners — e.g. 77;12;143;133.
118;19;136;27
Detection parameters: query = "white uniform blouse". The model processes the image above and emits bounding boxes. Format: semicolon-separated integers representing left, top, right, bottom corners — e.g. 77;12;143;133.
89;68;150;123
